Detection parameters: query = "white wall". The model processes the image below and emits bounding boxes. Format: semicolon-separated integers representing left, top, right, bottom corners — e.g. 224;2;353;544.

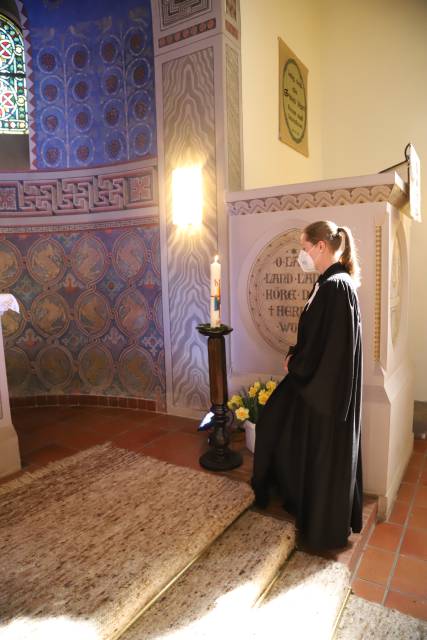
241;0;427;400
320;0;427;400
240;0;324;188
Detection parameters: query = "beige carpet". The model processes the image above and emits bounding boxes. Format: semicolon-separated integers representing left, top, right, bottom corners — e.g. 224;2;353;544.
121;511;295;639
335;594;427;640
0;443;253;640
248;551;350;639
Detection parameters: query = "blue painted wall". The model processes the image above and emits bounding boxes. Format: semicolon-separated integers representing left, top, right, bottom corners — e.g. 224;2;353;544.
25;0;156;169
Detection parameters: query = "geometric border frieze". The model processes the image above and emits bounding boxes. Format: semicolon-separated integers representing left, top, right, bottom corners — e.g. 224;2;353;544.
0;166;157;217
159;0;212;30
228;186;396;216
158;17;216;48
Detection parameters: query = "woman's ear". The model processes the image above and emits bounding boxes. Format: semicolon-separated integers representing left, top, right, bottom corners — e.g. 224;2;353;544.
318;240;326;252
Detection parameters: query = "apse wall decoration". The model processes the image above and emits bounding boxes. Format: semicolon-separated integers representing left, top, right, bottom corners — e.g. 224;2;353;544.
23;0;156;168
0;221;165;407
0;13;28;134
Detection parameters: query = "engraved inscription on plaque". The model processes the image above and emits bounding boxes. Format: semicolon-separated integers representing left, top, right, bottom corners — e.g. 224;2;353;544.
390;233;402;346
247;228;316;352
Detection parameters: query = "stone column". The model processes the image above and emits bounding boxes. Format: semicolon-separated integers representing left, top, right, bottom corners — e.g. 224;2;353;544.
152;0;243;416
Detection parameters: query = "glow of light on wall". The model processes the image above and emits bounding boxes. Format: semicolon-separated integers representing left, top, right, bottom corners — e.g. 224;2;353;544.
172;166;203;227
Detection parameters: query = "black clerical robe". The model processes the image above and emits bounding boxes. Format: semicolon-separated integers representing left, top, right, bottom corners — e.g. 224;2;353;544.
252;262;363;550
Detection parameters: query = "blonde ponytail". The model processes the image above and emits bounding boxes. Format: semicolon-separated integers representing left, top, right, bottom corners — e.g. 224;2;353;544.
337;225;361;288
304;220;361;287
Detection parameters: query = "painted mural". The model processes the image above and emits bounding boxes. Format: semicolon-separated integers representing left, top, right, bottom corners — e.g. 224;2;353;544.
23;0;156;169
0;220;165;406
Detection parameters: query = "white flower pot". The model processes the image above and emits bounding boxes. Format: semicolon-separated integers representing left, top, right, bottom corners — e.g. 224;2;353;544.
244;420;256;453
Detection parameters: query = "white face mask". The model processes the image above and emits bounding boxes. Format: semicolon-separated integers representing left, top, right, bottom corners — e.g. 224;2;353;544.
298;248;317;273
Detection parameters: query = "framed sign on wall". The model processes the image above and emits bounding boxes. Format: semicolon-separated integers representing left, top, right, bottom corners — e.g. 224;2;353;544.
278;37;308;156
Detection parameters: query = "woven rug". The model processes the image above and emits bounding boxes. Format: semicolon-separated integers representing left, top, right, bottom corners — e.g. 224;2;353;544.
0;443;253;640
335;594;427;639
121;511;295;639
248;551;350;639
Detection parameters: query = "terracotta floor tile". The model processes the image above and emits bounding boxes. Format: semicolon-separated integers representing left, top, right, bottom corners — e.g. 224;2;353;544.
409;451;425;470
83;420;133;439
400;528;427;562
351;578;385;604
17;422;77;455
12;406;76;430
414;486;427;509
22;444;76;467
396;482;417;503
409;506;427;532
403;465;422;483
368;522;403;552
52;427;108;451
356;546;396;585
140;431;211;472
414;440;427;454
385;590;427;621
112;425;169;451
421;470;427;486
390;555;427;598
388;500;411;525
145;413;201;432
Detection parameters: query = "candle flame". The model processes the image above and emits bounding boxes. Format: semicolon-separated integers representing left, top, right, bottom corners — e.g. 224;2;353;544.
214;255;219;262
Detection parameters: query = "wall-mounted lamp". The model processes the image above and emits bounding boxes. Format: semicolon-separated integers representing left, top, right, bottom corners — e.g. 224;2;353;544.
172;166;203;227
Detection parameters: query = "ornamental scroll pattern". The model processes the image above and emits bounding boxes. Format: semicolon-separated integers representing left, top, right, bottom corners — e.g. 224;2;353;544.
0;167;157;216
228;186;395;216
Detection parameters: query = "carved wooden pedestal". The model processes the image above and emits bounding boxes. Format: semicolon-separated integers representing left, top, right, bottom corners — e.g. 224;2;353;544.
196;324;242;471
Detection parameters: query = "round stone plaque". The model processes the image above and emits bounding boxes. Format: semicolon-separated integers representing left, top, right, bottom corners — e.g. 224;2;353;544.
247;228;317;352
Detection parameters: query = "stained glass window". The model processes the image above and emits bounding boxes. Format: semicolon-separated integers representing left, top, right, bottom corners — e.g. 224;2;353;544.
0;14;28;134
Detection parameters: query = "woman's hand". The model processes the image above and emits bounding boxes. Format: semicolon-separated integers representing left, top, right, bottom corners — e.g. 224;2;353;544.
284;355;291;374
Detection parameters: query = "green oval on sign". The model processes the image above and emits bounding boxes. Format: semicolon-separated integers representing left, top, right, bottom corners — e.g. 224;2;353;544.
282;58;307;144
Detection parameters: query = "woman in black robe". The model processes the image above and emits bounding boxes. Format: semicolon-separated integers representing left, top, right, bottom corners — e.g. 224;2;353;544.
252;220;363;550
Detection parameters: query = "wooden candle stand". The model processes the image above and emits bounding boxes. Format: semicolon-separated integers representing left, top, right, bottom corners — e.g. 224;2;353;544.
196;324;242;471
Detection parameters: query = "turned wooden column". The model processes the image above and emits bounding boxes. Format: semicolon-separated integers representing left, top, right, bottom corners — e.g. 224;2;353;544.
196;324;242;471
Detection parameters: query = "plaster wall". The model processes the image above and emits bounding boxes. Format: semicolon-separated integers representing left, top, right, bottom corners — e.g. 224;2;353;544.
240;0;323;189
241;0;427;400
320;0;427;400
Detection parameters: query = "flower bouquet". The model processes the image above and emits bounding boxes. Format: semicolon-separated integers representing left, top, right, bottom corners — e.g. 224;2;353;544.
227;379;277;453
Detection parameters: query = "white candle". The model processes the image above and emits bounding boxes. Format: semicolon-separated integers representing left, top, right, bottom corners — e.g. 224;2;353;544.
210;255;221;327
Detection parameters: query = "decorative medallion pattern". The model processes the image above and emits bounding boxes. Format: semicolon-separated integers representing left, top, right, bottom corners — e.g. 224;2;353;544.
75;291;111;337
71;235;107;284
0;239;22;286
118;345;154;395
36;345;74;388
113;231;147;281
78;343;114;389
117;288;149;337
2;221;165;402
27;238;66;284
25;0;157;169
31;291;70;337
